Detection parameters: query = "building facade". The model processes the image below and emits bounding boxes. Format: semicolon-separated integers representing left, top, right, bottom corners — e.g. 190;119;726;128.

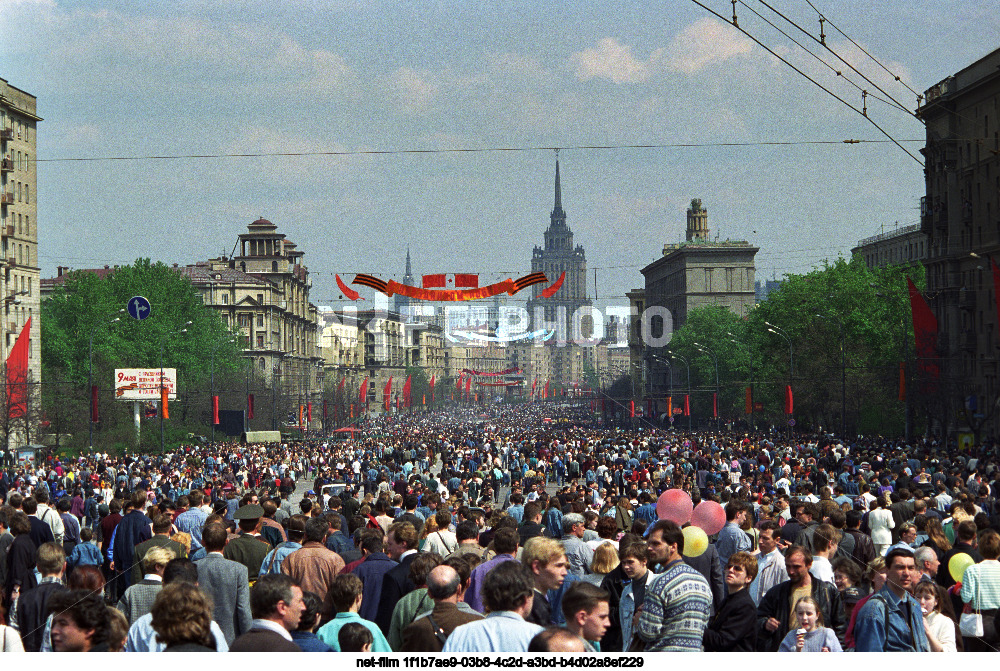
640;199;758;401
526;161;591;332
917;47;1000;436
1;78;41;402
851;224;927;270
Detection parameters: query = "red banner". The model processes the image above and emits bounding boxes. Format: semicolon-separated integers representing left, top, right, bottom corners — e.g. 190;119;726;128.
212;395;219;425
784;385;794;415
712;392;718;418
161;386;169;419
353;272;546;302
430;375;435;404
531;379;538;397
323;399;328;419
403;375;412;408
461;367;521;376
683;395;690;416
5;318;29;419
307;402;312;422
248;393;254;419
543;381;550;399
465;376;472;399
423;273;479;289
384;377;393;411
359;378;369;408
629;400;635;417
907;277;939;387
477;380;520;387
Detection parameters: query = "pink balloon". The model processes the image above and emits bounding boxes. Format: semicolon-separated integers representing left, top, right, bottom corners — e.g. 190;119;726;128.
656;489;693;524
690;501;726;535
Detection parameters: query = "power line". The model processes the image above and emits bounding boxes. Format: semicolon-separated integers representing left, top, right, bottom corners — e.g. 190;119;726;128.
32;138;919;164
749;0;920;118
688;0;923;166
804;0;921;99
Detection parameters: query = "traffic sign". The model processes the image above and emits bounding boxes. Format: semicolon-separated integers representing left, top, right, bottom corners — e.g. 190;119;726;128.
127;296;151;320
788;419;796;426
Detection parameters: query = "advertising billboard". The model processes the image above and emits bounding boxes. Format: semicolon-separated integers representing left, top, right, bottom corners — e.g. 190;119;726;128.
115;368;177;400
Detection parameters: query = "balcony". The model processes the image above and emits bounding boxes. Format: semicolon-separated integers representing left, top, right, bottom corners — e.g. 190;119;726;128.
6;257;15;268
0;193;12;205
0;129;12;142
959;290;976;311
0;158;11;172
1;225;11;238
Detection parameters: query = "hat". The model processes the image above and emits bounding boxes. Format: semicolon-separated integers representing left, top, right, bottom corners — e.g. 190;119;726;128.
234;504;264;520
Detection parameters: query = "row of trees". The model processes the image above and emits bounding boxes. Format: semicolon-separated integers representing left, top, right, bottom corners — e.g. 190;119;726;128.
619;256;930;437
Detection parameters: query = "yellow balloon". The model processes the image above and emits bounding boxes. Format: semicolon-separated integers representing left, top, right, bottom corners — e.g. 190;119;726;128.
682;526;708;558
949;553;975;583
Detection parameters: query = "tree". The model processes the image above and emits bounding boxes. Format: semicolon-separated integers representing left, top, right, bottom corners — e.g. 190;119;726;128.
41;259;244;450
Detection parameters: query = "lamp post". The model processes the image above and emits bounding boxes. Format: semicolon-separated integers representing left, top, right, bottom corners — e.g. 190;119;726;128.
815;313;847;440
728;332;754;430
87;310;123;452
210;338;235;443
765;321;794;436
693;342;720;431
667;351;691;431
160;322;191;453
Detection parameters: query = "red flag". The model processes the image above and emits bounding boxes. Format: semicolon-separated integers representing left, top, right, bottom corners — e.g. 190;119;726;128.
745;387;753;414
429;375;435;404
160;386;169;419
91;385;99;423
298;405;303;426
465;375;472;399
629;400;635;417
683;395;690;416
307;402;312;422
785;385;794;414
5;318;30;418
248;393;254;419
667;396;672;417
531;379;538;397
456;375;463;393
907;276;940;386
544;380;550;399
384;377;393;411
403;375;412;408
212;395;219;425
712;392;718;418
359;378;369;407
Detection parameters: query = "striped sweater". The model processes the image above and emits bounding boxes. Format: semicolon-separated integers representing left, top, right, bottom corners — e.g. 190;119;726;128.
637;560;713;651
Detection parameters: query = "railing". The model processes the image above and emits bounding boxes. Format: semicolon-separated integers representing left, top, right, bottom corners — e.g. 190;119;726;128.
855;223;922;248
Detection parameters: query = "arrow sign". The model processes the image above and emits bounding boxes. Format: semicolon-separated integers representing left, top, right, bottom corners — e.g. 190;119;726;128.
127;296;151;320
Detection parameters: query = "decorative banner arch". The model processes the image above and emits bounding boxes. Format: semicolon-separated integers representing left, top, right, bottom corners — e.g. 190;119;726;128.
339;270;566;302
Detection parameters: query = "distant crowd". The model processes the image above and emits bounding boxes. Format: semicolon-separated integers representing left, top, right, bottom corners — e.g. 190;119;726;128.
1;402;999;652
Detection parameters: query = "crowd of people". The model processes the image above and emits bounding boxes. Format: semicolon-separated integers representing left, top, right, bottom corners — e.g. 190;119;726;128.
0;401;999;653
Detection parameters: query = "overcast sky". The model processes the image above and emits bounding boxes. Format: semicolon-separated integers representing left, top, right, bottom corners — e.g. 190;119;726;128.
3;0;997;312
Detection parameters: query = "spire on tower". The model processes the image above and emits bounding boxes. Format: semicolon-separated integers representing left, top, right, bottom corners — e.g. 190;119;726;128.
550;159;566;226
405;247;412;277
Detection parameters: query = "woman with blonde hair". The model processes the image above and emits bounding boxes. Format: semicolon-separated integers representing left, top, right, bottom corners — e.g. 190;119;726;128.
417;515;439;551
581;542;619;586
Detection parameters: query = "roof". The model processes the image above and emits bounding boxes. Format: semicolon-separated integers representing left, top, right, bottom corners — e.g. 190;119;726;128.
177;263;271;286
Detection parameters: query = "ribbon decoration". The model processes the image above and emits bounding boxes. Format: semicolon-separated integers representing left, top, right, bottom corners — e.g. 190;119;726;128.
352;272;547;301
540;271;565;298
336;274;361;301
476;380;521;387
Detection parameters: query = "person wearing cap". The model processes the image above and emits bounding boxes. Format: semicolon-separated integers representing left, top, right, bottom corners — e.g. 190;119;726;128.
224;504;272;579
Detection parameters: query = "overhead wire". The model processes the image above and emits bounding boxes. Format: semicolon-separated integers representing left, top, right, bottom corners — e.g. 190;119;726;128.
688;0;923;166
749;0;920;118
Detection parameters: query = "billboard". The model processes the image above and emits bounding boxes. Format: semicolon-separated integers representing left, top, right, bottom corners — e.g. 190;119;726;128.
115;368;177;400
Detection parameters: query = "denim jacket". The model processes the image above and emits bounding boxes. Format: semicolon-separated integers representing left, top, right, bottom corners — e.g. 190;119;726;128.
854;586;929;652
619;571;659;652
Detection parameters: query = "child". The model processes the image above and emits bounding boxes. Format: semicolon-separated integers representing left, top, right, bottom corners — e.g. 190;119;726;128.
778;597;843;652
66;528;103;570
338;622;373;653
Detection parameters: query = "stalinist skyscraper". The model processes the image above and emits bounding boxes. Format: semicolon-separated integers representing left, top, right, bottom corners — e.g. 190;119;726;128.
526;160;590;326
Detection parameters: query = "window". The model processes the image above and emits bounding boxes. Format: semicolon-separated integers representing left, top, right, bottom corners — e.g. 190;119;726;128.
257;293;264;304
256;333;264;348
256;313;264;327
221;293;229;305
25;185;28;204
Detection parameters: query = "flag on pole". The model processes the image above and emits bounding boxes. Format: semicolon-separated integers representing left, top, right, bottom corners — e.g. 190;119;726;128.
384;377;393;411
784;385;794;415
683;395;690;416
307;402;312;422
629;400;635;417
403;375;412;408
359;378;369;408
5;318;29;419
212;396;219;424
429;375;435;404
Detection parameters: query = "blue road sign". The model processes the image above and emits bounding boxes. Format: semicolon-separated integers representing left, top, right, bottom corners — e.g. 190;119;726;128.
127;296;151;320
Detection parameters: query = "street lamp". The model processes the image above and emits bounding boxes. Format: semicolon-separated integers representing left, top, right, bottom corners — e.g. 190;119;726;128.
667;351;691;431
88;310;123;452
727;332;754;430
160;322;192;453
210;338;235;443
765;322;794;436
693;342;720;431
815;313;847;440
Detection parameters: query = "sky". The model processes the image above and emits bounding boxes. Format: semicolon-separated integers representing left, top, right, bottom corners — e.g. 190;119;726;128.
2;0;998;314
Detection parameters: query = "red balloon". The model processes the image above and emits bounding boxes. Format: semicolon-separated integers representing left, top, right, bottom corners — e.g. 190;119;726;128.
690;501;726;535
656;489;693;524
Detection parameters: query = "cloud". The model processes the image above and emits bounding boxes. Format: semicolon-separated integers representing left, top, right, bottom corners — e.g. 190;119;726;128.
389;67;440;113
655;17;754;74
570;37;650;83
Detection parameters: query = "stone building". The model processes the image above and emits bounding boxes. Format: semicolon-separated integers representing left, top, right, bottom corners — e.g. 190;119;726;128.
917;47;1000;436
639;199;758;402
851;224;927;270
1;77;41;400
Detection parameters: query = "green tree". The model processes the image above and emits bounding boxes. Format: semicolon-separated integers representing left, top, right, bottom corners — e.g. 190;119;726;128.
41;259;243;451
